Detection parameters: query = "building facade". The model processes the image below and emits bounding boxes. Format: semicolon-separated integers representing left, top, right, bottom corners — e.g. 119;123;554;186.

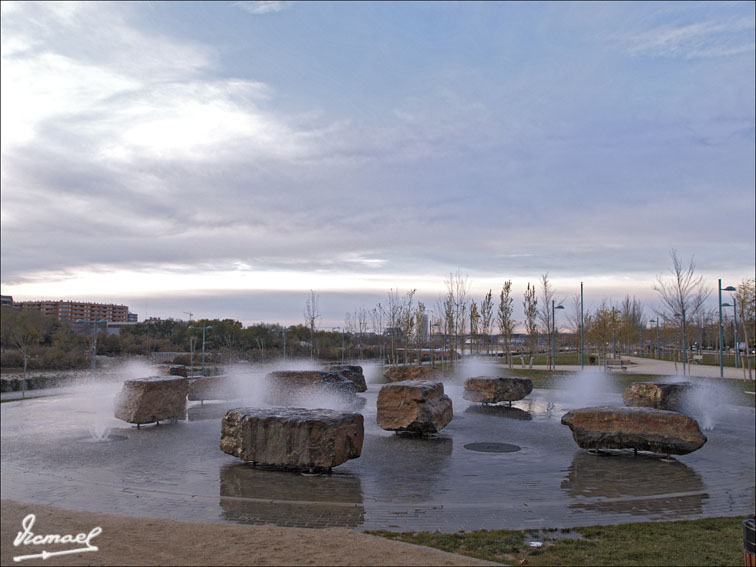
15;300;130;323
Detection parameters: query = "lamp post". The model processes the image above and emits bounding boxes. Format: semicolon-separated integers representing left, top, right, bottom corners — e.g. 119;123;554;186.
580;282;585;370
611;308;621;360
718;279;737;377
552;300;564;371
722;302;739;369
188;323;212;377
649;319;660;360
77;318;107;375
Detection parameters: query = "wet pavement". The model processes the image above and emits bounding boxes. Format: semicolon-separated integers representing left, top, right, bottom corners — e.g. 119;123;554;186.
1;372;754;532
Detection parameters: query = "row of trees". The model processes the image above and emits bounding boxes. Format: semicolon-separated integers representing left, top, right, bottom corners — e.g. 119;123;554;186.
2;253;753;374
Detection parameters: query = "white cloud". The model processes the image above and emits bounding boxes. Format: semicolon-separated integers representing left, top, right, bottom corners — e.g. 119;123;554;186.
620;16;755;59
233;1;292;15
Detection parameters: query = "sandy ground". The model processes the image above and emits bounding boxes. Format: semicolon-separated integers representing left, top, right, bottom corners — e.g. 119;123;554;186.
1;500;496;567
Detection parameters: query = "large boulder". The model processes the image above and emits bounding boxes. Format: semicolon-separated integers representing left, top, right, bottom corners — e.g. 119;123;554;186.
622;381;695;412
463;376;533;404
188;375;237;402
325;365;368;392
377;380;453;434
114;376;188;425
383;365;445;383
561;406;707;455
265;370;357;405
220;407;364;470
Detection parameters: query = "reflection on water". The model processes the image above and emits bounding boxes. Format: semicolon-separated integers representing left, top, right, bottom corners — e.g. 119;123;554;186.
464;405;532;420
220;463;365;527
563;451;708;518
187;402;238;421
366;434;452;504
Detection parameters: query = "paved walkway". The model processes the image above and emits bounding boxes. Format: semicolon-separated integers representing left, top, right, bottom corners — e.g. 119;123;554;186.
522;356;752;380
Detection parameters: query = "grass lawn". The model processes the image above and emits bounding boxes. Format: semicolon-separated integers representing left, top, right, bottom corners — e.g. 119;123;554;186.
369;516;750;566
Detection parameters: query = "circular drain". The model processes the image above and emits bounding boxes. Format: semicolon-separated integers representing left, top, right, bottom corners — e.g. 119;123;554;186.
464;442;521;453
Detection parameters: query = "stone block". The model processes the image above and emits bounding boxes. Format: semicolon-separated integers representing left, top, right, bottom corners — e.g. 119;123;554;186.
114;376;188;425
377;380;453;434
561;406;707;455
220;407;364;470
622;381;695;411
325;365;368;392
383;366;445;383
265;370;357;405
463;376;533;403
188;375;237;402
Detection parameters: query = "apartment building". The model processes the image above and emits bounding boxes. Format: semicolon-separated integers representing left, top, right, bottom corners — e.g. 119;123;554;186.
15;300;130;323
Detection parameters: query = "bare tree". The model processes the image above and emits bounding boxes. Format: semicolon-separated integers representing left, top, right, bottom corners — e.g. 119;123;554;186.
370;303;385;363
538;273;557;368
498;281;516;368
386;289;401;365
653;250;710;376
480;290;494;355
469;300;480;356
523;283;538;368
304;290;321;360
444;271;470;363
357;307;369;361
736;278;755;380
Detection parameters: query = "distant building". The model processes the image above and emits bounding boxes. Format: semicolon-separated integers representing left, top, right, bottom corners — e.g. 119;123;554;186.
128;312;138;322
15;300;130;323
0;295;13;307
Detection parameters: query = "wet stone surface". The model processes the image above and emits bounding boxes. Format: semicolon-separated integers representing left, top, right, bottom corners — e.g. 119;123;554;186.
2;379;754;532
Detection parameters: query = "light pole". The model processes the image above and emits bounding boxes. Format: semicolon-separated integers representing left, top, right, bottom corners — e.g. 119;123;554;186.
649;318;660;360
77;318;107;375
611;308;621;360
718;279;737;377
580;282;585;370
189;323;212;377
722;301;739;369
552;300;564;371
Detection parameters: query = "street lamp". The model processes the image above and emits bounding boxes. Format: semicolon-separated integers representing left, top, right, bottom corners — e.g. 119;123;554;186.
722;302;739;370
649;318;660;360
188;323;213;377
552;300;564;371
718;279;737;377
76;318;107;374
580;282;585;370
611;308;621;360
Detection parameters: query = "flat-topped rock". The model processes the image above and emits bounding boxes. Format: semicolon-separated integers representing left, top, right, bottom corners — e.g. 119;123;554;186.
623;381;695;412
325;365;368;392
377;380;453;434
383;365;445;383
220;407;364;470
463;376;533;404
188;375;237;402
114;375;188;425
265;370;357;404
561;406;707;455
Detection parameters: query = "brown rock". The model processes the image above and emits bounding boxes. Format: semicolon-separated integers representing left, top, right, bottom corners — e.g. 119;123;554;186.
325;365;368;392
383;366;445;383
561;406;707;455
622;381;694;411
463;376;533;403
114;376;188;425
265;370;357;405
220;407;364;470
188;375;236;402
377;380;453;434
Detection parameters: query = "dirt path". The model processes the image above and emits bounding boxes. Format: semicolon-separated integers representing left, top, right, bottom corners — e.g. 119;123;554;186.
1;500;496;566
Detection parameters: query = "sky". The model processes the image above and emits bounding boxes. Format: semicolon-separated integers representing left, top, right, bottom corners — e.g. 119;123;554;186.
1;1;754;328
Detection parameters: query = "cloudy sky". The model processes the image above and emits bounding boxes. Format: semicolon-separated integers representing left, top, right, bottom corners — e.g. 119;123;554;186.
1;1;754;327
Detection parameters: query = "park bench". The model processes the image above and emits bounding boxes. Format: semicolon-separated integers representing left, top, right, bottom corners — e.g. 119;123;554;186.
691;355;704;364
604;358;629;371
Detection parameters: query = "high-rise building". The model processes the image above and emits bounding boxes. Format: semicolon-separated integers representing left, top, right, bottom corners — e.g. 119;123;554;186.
15;300;130;323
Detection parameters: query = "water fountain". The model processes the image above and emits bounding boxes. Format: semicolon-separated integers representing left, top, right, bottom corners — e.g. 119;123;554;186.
1;358;754;531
